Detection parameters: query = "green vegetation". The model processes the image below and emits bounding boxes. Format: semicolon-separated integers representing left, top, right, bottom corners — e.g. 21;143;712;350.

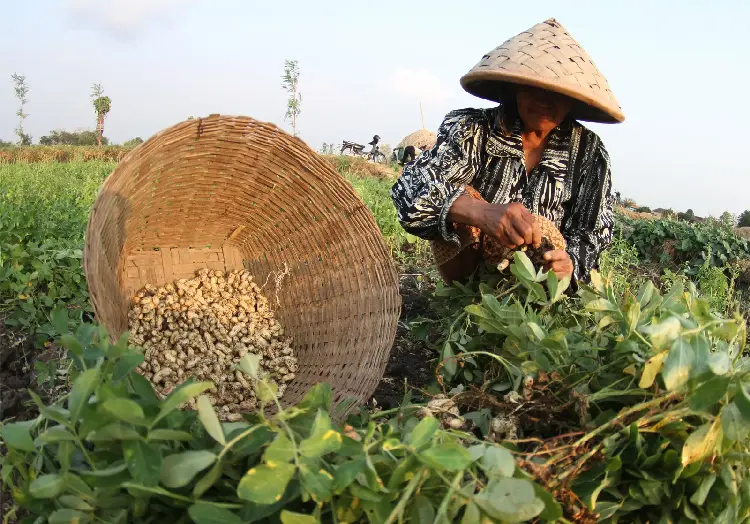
2;157;750;522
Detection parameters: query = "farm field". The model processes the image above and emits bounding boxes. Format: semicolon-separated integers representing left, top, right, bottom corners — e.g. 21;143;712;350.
2;153;750;522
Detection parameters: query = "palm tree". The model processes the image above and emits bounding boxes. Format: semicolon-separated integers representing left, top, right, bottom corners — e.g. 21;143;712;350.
91;83;111;146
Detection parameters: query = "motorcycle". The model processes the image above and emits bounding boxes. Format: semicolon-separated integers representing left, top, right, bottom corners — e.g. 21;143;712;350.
340;135;387;164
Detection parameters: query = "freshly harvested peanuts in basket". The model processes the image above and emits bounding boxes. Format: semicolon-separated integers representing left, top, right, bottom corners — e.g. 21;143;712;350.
128;268;298;421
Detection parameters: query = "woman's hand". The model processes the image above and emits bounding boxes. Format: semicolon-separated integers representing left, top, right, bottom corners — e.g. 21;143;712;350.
543;250;574;279
475;201;542;249
448;196;541;249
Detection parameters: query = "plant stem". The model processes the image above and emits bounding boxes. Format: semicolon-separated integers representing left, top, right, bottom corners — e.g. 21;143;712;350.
435;471;464;522
217;425;263;460
384;468;425;524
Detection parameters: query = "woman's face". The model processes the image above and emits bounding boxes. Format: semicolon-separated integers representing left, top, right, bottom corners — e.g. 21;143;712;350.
516;86;573;133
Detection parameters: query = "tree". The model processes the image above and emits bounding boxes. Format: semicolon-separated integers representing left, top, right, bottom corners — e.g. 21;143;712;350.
91;83;111;146
123;137;144;147
11;73;31;145
281;60;301;136
0;139;13;147
739;210;750;228
719;211;736;228
39;129;108;146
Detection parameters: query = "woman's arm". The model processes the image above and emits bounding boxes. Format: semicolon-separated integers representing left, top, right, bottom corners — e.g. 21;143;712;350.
390;110;488;244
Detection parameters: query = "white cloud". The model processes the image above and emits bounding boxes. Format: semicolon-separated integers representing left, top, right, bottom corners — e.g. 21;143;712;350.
383;69;455;104
66;0;199;37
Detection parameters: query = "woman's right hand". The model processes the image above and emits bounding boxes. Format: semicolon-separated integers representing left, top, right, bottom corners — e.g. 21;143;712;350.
475;201;541;249
448;195;542;249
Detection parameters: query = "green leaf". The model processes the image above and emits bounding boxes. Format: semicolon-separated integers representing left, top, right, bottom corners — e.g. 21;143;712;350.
188;503;243;524
734;381;750;422
682;419;721;466
513;251;536;281
68;368;100;420
197;395;225;445
409;494;436;523
279;510;317;524
36;425;77;443
60;334;83;359
102;398;147;426
113;352;145;381
153;381;212;426
160;451;217;489
299;410;342;458
237;463;296;505
586;298;618;312
193;460;224;497
475;478;545;523
533;483;563;522
298;383;332;412
418;442;473;472
721;404;750;442
689;473;716;506
546;270;559;302
49;509;91;524
442;341;458;377
148;429;194;441
58;495;93;511
86;422;141;441
594;501;622;520
300;461;334;502
129;372;159;405
662;338;694;391
264;431;296;464
408;417;439;448
123;440;162;487
51;305;69;335
333;458;366;492
481;446;516;478
461;502;482;524
238;353;260;379
689;376;730;412
29;391;69;425
1;422;37;451
29;473;64;498
256;380;279;403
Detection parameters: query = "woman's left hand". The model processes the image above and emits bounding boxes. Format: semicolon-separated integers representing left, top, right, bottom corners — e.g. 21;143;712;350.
543;250;574;279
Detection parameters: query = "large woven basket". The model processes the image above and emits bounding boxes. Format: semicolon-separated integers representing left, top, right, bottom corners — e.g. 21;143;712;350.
83;115;401;416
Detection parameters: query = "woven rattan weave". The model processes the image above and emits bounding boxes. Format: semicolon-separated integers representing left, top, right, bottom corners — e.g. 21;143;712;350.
83;115;401;415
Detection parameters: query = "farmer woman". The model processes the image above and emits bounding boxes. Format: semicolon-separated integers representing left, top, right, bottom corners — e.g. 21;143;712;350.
391;19;624;285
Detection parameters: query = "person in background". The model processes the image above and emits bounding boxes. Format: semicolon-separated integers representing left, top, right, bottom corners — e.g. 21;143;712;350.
390;18;624;286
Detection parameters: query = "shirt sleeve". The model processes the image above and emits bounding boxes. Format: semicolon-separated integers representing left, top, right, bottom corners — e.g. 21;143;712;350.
390;109;487;244
562;141;615;283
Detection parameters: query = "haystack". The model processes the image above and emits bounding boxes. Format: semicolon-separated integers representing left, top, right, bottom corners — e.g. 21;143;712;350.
397;129;437;151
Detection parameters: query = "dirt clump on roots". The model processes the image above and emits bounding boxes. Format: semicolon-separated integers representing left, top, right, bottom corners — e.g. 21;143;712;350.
129;269;298;421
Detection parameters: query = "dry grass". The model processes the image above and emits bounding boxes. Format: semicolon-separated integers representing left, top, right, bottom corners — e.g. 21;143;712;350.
321;154;399;180
0;146;133;164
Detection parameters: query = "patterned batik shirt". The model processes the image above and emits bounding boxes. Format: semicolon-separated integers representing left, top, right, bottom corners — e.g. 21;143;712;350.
390;104;615;283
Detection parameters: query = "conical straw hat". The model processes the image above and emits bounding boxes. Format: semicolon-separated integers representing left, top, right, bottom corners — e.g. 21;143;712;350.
460;18;624;123
397;129;437;150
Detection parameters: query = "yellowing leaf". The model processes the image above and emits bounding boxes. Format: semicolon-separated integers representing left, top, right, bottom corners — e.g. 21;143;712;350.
237;463;295;504
682;419;721;466
639;351;668;389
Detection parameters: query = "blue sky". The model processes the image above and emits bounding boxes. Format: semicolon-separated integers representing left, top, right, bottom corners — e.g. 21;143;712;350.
2;0;748;217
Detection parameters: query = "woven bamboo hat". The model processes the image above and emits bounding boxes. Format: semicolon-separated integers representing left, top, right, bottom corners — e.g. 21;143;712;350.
83;115;401;417
460;18;624;123
397;129;437;151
